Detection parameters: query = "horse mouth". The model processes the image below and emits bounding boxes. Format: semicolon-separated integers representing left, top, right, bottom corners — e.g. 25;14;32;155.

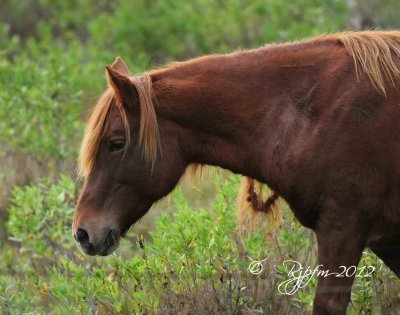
82;241;120;256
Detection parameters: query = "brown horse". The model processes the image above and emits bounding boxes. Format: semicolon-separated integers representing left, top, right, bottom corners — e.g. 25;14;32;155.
73;31;400;314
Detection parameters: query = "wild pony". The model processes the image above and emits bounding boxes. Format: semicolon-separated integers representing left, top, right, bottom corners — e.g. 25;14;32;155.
73;31;400;314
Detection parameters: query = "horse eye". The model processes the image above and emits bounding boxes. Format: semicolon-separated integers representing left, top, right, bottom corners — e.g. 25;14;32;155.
109;140;126;152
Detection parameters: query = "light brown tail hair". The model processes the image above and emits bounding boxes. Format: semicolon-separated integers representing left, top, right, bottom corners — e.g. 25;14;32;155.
237;177;283;237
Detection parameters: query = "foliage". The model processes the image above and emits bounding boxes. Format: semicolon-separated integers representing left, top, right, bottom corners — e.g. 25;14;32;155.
1;175;399;314
0;44;84;159
0;0;348;162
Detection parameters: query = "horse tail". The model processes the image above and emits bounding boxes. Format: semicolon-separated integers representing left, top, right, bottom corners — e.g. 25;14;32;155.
237;176;283;236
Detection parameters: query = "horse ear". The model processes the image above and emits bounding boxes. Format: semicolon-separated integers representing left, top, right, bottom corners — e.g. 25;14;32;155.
106;65;136;106
110;57;130;75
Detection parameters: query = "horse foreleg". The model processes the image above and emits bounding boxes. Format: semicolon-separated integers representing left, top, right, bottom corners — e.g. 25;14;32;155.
313;221;366;315
370;233;400;278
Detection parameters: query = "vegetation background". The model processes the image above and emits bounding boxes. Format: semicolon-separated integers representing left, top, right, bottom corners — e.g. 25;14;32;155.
0;0;399;314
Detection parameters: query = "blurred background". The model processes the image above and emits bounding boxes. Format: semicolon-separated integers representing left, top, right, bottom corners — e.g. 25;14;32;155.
0;0;399;314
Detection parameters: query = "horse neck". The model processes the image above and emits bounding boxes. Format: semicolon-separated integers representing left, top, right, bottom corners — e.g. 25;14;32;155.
150;43;334;181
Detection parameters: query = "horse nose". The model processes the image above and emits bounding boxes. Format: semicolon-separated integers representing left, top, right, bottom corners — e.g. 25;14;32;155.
75;228;91;247
105;228;117;247
74;226;119;256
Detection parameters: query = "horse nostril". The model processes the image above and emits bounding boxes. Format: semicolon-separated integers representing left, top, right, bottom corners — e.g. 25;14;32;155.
76;228;90;247
105;229;116;247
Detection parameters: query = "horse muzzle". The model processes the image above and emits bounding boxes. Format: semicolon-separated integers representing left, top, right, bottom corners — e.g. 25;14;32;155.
73;225;120;256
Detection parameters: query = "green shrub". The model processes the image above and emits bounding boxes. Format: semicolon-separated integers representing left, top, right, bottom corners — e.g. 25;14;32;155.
0;0;348;162
0;50;84;159
1;174;399;314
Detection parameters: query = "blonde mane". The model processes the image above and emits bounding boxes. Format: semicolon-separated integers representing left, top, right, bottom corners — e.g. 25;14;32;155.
332;31;400;95
78;73;159;178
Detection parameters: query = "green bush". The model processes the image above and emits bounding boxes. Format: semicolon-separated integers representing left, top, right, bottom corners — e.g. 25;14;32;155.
1;174;399;314
0;47;84;159
0;0;348;162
